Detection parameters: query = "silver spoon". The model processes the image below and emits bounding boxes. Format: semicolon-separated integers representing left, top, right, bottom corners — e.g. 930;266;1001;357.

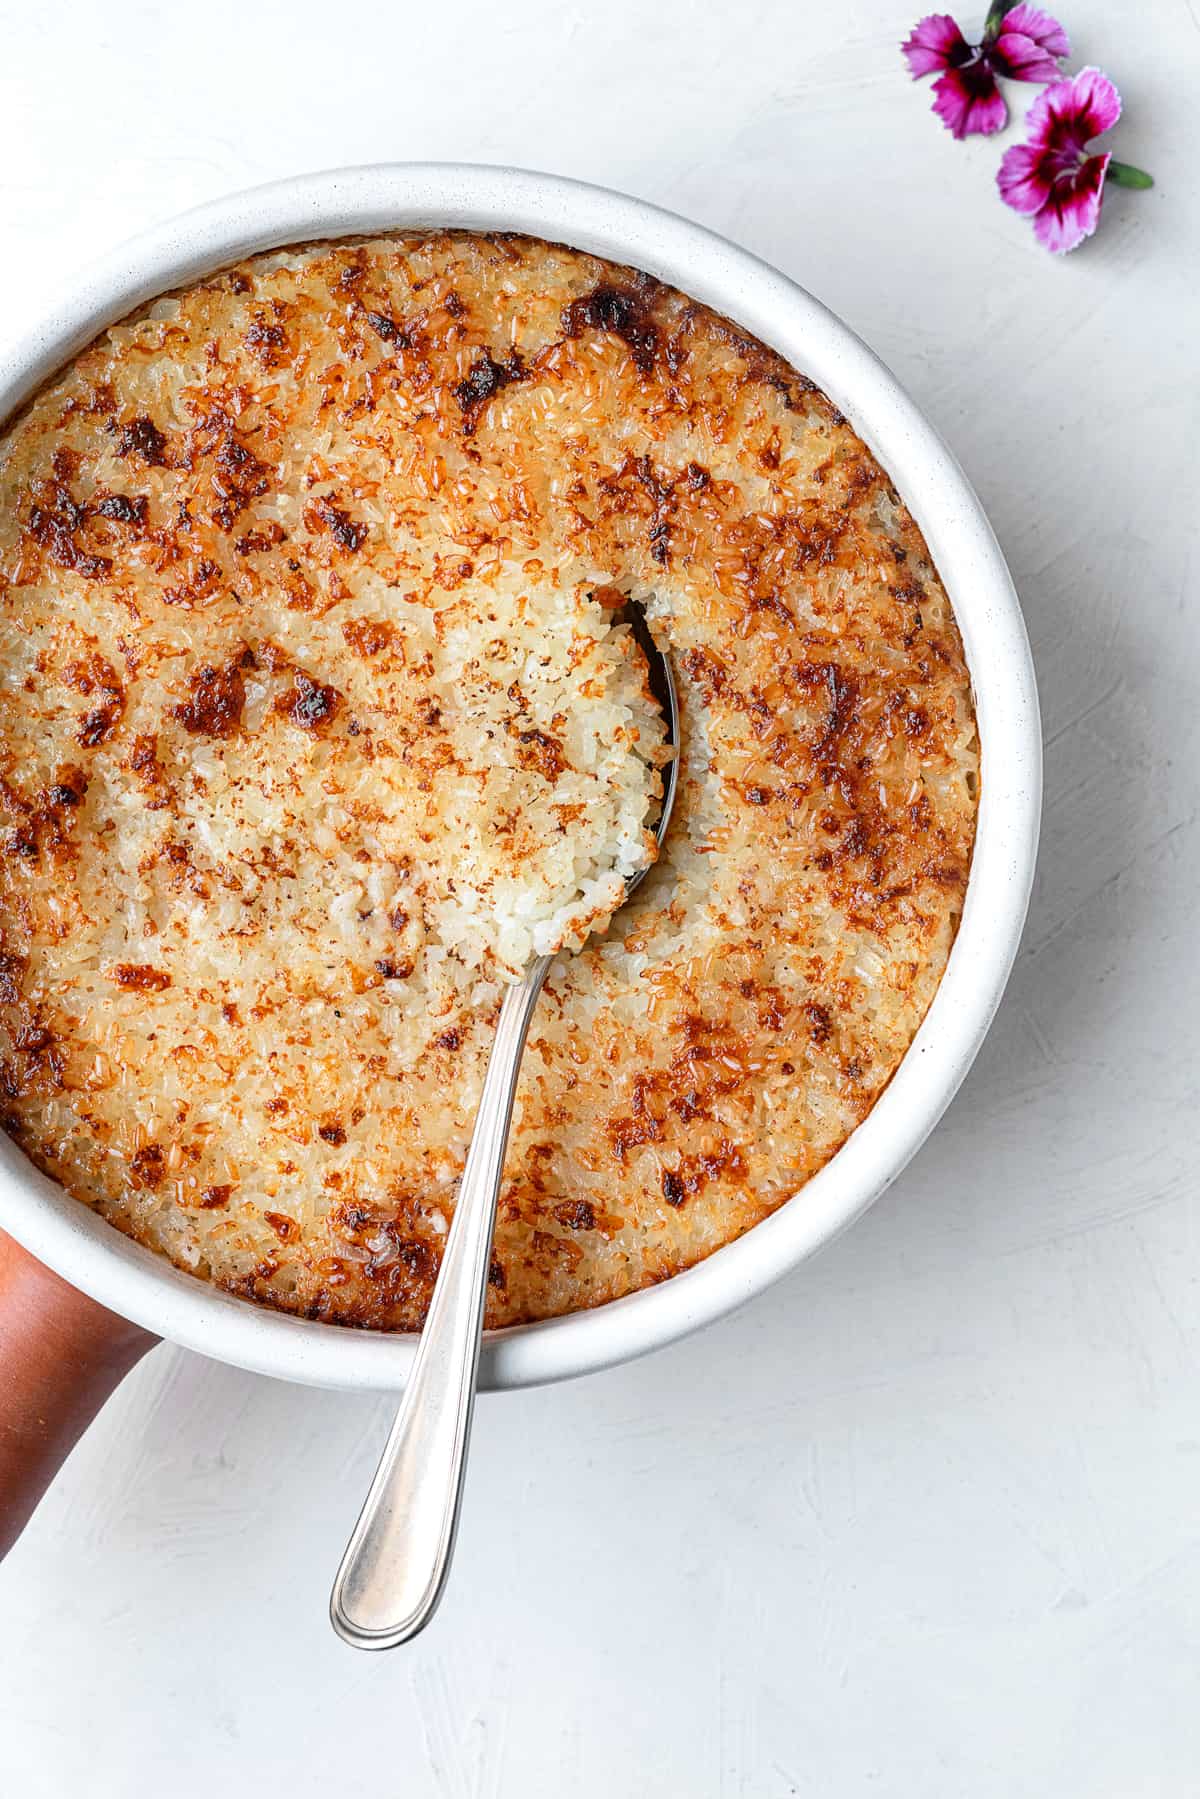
330;608;678;1649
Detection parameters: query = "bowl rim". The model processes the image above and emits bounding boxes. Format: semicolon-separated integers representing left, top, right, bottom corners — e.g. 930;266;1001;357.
0;162;1041;1392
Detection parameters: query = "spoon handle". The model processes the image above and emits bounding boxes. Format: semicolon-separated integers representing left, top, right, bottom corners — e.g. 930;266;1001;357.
329;957;551;1649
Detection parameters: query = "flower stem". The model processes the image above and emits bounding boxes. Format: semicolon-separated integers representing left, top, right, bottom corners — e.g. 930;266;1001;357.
1106;161;1154;190
983;0;1009;37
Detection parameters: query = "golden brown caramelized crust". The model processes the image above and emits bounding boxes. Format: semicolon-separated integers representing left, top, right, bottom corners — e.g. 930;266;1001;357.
0;233;977;1328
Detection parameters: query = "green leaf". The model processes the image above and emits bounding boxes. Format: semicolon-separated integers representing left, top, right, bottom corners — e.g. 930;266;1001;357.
983;0;1009;38
1106;161;1155;191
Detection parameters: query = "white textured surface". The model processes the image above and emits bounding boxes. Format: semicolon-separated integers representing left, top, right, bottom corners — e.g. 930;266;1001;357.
0;0;1197;1792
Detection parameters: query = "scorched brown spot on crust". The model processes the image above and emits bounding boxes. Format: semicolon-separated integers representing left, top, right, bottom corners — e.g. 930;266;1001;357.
342;617;395;658
116;417;168;465
198;417;270;531
95;492;148;527
804;1003;833;1045
163;555;221;610
64;654;125;748
171;655;249;738
111;963;172;992
0;765;91;865
0;955;24;1006
129;1144;166;1188
562;283;658;373
26;484;112;580
554;1199;596;1232
511;726;566;781
0;228;977;1335
126;732;167;798
375;957;414;981
453;350;525;429
305;496;367;553
245;316;289;368
277;671;341;731
363;310;412;348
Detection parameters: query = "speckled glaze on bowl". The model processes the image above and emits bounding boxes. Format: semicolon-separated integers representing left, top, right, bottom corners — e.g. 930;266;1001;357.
0;164;1041;1391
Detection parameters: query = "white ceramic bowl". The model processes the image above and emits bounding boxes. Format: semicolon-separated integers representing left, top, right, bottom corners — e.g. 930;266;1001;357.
0;164;1040;1392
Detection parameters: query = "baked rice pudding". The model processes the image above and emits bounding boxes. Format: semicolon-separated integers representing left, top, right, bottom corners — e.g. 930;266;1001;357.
0;232;978;1329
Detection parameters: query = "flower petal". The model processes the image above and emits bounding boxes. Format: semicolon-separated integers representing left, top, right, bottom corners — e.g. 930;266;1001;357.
1020;80;1064;146
996;4;1069;59
992;31;1061;82
997;142;1051;215
931;65;1008;137
1067;66;1122;139
992;23;1067;83
902;13;968;78
1024;67;1121;149
1032;152;1110;252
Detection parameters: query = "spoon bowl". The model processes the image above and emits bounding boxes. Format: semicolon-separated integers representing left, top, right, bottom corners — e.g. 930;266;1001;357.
621;600;679;899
